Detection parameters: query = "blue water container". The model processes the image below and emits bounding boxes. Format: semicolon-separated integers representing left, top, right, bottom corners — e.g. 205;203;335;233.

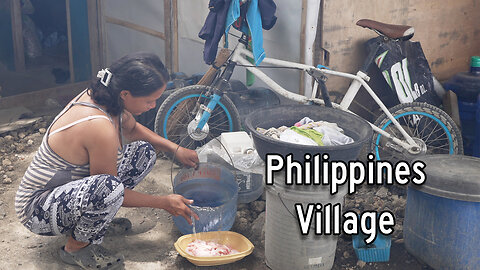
475;95;480;156
443;56;480;157
172;163;238;235
404;155;480;269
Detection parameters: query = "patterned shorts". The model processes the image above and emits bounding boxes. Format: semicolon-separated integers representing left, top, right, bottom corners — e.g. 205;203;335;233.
25;141;156;244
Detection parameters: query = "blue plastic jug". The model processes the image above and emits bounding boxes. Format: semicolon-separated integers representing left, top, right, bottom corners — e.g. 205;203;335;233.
443;56;480;156
172;163;238;235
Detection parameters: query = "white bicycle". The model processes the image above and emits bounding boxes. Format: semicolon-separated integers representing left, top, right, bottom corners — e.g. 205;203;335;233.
154;19;463;162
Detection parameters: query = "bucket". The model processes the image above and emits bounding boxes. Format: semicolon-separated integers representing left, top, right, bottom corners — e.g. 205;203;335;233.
172;163;239;235
265;174;347;270
404;155;480;269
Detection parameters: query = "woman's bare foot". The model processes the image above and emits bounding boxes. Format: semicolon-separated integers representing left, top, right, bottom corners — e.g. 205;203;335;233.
64;236;89;253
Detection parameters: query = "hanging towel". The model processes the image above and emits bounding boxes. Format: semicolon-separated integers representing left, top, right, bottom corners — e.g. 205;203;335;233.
198;0;232;65
225;0;264;65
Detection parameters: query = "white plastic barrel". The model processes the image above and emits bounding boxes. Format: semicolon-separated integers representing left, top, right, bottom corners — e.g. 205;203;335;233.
265;179;347;270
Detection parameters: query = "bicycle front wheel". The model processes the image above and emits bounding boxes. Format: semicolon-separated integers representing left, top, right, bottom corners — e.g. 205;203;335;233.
154;85;242;153
371;102;463;162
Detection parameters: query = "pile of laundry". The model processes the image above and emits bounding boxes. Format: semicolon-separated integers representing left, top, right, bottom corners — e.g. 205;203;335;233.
256;117;354;146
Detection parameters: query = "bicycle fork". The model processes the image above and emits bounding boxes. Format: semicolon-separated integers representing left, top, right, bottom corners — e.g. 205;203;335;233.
191;62;236;138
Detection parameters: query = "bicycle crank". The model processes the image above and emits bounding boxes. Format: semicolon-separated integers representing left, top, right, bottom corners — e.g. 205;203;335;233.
385;137;427;159
405;137;427;157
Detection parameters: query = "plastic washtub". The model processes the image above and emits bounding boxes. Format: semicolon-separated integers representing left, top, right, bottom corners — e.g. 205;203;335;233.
174;231;254;266
244;104;372;162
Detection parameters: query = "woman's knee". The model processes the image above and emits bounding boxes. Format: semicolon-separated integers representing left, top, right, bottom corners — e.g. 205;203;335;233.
134;141;157;163
87;174;124;209
140;141;156;156
118;141;157;185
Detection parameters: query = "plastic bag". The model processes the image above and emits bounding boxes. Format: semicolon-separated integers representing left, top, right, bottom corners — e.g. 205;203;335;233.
313;125;354;146
196;136;264;175
367;36;441;106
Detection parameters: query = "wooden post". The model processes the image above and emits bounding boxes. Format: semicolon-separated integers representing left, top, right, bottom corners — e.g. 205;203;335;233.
97;0;107;67
313;0;327;67
66;0;75;83
164;0;173;73
10;0;25;72
299;0;307;96
87;0;101;77
172;0;179;73
197;48;231;86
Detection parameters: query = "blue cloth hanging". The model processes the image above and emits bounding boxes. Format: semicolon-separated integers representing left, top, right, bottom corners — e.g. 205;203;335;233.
225;0;264;65
199;0;276;65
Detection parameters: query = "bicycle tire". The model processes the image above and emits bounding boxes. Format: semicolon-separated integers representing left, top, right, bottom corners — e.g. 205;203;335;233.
370;102;463;162
154;85;242;159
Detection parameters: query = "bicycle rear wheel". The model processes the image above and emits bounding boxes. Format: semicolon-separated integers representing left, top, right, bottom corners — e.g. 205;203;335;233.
370;102;463;162
154;85;242;156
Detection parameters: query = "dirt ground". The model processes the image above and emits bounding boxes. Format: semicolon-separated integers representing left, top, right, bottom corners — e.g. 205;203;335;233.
0;121;433;270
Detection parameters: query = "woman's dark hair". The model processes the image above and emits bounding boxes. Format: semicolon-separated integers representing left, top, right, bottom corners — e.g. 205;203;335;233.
89;52;169;116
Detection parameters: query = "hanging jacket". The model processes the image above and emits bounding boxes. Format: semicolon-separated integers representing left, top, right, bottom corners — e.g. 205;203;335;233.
258;0;277;30
198;0;232;65
199;0;277;65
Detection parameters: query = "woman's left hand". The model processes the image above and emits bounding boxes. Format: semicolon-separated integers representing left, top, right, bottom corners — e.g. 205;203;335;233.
175;147;199;168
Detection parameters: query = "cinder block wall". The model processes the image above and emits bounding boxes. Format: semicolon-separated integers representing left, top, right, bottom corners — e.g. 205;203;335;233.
319;0;480;93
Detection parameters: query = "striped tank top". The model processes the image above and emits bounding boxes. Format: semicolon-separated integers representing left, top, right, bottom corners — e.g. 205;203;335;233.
15;90;123;225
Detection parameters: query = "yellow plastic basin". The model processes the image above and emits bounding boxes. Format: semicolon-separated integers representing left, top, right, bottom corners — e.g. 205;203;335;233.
174;231;255;266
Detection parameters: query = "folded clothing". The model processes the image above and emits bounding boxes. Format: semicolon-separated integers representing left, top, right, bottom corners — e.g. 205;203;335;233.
279;128;318;146
290;126;324;146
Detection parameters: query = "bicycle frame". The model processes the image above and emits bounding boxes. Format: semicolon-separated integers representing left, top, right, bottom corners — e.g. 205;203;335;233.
198;40;422;154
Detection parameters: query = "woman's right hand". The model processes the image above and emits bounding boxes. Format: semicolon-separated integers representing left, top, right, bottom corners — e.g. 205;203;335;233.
163;194;199;225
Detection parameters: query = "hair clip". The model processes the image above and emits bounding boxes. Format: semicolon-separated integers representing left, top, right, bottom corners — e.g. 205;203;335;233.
97;68;112;87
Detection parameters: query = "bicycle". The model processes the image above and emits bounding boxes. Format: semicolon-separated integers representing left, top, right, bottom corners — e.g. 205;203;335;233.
154;19;463;162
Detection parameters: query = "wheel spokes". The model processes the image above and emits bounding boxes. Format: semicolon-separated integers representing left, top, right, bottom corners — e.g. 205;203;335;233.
165;95;234;149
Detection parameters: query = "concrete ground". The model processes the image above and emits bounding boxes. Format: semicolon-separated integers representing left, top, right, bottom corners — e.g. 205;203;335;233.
0;136;266;270
0;117;431;270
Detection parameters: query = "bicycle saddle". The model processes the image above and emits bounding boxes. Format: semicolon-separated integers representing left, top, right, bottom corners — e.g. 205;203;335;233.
356;19;414;40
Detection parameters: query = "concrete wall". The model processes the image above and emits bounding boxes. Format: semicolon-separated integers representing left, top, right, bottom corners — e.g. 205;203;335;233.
320;0;480;93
